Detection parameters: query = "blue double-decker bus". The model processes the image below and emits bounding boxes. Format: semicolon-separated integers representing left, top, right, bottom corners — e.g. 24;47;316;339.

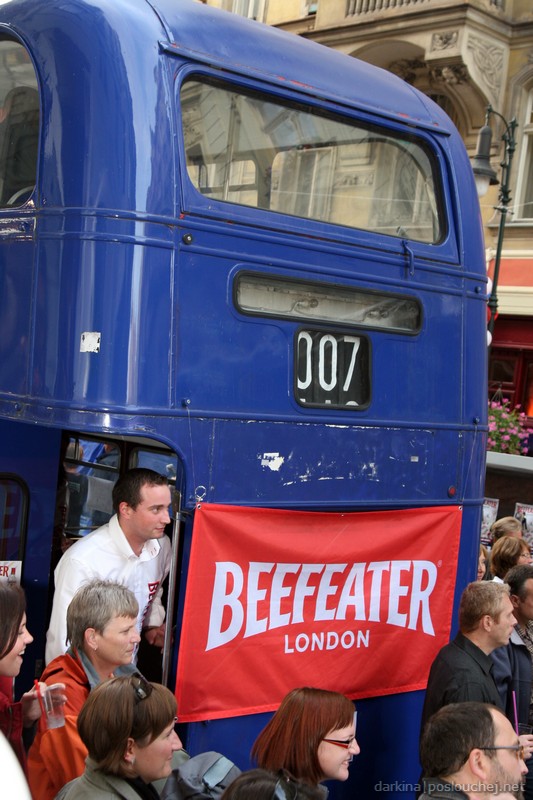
0;0;488;796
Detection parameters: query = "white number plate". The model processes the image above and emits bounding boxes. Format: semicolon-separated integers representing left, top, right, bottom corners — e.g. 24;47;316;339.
295;330;370;408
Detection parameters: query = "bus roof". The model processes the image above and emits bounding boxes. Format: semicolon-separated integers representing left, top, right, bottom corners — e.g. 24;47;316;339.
0;0;452;134
154;0;447;130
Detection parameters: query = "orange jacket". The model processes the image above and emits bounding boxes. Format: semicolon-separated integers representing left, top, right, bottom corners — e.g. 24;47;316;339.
27;651;90;800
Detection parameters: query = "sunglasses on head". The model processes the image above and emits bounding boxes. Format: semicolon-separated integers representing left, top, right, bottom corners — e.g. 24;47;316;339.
131;673;152;702
273;772;298;800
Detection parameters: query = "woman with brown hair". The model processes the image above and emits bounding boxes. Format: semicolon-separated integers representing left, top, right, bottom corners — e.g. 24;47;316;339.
56;674;181;799
490;535;532;581
221;768;325;800
478;544;488;581
0;582;45;770
251;687;359;788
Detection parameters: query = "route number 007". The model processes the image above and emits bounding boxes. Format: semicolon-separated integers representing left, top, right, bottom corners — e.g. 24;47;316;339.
295;330;369;408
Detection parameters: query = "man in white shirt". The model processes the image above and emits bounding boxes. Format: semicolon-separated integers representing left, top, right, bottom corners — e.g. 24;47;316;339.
45;468;172;664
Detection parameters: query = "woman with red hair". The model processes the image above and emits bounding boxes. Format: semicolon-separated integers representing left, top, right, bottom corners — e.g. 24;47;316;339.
251;687;359;788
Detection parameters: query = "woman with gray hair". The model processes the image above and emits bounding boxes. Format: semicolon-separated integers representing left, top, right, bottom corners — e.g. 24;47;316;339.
27;580;141;800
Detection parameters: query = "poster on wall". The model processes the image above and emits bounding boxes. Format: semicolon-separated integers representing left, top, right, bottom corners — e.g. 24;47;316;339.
175;503;463;722
515;503;533;549
481;498;499;547
0;561;22;583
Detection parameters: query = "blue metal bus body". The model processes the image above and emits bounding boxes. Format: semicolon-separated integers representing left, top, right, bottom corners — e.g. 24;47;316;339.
0;0;488;797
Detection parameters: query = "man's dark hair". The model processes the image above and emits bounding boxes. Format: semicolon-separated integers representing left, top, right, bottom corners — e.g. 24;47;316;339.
112;468;168;512
420;702;497;778
505;563;533;599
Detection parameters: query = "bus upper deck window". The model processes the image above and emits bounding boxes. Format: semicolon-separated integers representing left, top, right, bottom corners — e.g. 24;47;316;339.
180;78;444;244
0;39;39;208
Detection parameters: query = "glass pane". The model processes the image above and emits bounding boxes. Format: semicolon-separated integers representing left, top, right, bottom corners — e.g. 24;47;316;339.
518;140;533;219
524;362;533;418
64;438;120;537
236;272;421;332
0;477;26;562
181;78;443;243
489;356;516;386
231;0;265;20
0;38;39;207
130;449;178;483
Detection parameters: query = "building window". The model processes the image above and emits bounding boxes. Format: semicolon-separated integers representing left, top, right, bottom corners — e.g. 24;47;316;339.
524;361;533;417
489;349;533;423
515;90;533;220
225;0;266;21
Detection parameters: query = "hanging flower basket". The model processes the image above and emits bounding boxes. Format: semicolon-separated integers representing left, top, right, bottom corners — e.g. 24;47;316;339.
487;398;529;455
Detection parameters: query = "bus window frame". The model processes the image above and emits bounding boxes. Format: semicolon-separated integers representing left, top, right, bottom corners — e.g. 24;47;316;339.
0;33;40;210
63;435;121;475
176;68;449;249
128;446;179;486
233;270;423;335
0;472;29;564
61;436;180;538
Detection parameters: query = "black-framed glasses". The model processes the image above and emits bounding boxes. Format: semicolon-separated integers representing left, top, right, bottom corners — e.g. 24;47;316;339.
322;736;357;750
131;673;152;702
482;745;526;761
273;772;298;800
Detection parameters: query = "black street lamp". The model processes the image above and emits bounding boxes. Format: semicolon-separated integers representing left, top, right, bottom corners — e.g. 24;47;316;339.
471;105;518;343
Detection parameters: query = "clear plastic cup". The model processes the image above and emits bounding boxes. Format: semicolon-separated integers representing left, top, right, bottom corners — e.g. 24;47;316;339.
42;683;65;729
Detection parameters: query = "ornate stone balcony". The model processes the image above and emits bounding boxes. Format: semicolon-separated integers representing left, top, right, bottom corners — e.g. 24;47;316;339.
345;0;504;15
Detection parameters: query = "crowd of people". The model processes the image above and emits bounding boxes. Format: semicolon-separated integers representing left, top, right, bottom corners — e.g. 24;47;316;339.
1;467;363;799
2;466;532;799
417;514;533;799
0;576;360;798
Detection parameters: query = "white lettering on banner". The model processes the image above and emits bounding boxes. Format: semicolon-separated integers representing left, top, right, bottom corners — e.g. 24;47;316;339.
206;560;437;651
284;629;370;653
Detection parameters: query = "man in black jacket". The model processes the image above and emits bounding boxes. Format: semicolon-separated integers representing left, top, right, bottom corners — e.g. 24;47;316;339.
421;581;516;732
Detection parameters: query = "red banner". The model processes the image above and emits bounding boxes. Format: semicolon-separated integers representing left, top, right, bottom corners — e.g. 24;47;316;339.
175;503;461;722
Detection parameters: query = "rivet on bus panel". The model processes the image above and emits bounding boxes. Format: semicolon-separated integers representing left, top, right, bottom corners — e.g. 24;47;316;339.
182;233;193;245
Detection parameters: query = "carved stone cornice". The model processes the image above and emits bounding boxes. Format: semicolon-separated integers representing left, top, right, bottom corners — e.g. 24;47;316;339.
388;59;426;86
466;34;505;109
430;64;469;86
431;32;459;52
